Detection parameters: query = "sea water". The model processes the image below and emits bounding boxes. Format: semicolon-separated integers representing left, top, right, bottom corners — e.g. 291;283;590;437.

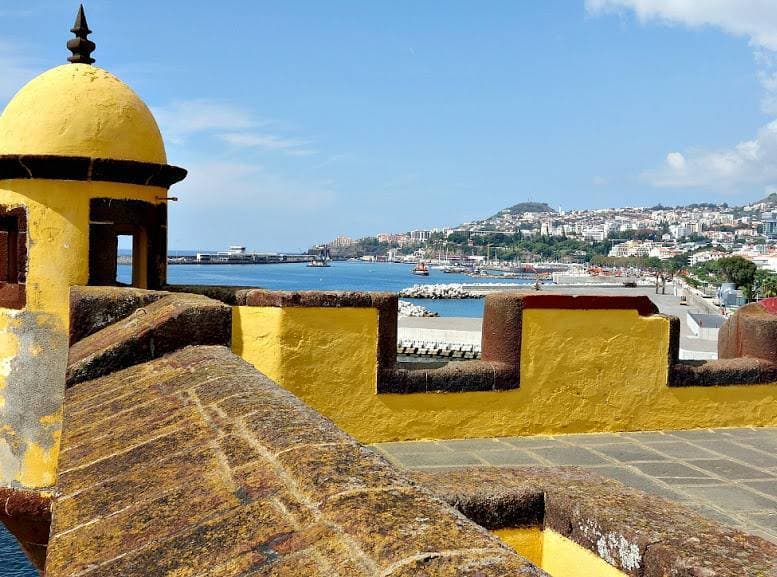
0;525;37;577
119;260;534;317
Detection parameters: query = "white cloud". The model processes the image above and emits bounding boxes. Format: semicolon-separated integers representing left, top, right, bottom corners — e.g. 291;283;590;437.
151;99;260;144
665;152;685;170
152;99;316;157
643;120;777;188
755;48;777;114
588;1;777;192
586;0;777;50
174;160;335;209
220;132;315;156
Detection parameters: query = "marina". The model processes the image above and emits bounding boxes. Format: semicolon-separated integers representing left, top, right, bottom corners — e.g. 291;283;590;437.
168;246;311;265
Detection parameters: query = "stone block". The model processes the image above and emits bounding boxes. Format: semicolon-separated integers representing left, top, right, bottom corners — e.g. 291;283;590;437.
66;292;231;385
719;298;777;362
69;285;168;344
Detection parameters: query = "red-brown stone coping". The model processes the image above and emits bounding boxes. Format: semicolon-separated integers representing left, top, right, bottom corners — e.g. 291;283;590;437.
0;487;50;572
77;285;777;391
413;467;777;577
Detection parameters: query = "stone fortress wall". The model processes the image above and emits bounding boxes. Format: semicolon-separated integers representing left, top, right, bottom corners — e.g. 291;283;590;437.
169;286;777;443
24;286;776;576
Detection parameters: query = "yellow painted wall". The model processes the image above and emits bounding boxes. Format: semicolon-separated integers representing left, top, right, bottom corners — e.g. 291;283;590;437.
234;306;777;443
233;306;378;403
0;179;166;489
495;527;627;577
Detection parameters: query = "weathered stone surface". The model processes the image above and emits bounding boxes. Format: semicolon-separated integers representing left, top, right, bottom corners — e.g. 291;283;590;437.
69;285;168;344
670;357;777;387
413;468;777;577
380;360;517;393
0;487;51;572
48;346;542;577
66;292;231;385
163;283;255;305
719;299;777;362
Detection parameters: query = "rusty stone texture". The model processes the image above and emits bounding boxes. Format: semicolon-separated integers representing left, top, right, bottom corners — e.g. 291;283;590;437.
412;468;777;577
47;345;544;577
66;292;231;385
0;487;51;572
163;283;256;305
379;360;517;393
69;286;169;344
719;300;777;362
243;289;393;309
669;357;777;387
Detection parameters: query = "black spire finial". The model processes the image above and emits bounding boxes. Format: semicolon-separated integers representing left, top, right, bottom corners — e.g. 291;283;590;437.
67;5;95;64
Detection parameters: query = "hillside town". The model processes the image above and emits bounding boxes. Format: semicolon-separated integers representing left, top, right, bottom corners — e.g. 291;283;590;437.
320;194;777;265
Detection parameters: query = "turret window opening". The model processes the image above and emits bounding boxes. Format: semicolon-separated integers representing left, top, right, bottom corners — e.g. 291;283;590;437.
0;206;26;309
89;199;166;290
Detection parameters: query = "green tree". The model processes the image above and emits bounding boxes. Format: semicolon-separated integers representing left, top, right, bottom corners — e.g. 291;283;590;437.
714;256;757;291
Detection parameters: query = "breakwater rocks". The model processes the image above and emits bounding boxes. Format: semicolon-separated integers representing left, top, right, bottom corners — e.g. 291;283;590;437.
398;300;438;318
399;283;479;299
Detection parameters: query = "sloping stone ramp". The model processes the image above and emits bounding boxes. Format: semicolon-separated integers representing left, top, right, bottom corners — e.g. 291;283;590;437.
47;346;544;577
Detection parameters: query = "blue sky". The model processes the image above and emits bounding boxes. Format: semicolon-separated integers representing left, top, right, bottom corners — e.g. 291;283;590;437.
2;1;777;251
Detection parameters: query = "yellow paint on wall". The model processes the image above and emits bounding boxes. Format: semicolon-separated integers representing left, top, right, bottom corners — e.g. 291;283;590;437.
0;180;167;489
17;430;60;489
232;306;284;383
235;306;777;443
495;527;628;577
493;527;543;566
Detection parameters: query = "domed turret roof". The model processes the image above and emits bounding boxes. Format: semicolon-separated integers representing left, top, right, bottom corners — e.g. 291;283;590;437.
0;63;167;164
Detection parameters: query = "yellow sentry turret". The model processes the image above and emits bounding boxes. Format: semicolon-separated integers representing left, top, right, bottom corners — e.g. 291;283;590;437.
0;5;185;491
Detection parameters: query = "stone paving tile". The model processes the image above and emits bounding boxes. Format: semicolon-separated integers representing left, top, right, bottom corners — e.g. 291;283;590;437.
641;441;719;460
744;480;777;499
689;439;777;469
719;427;775;439
586;466;685;500
630;461;714;479
476;449;544;466
498;436;558;449
667;429;723;441
592;443;668;463
749;512;777;532
658;477;727;486
680;502;745;527
555;433;624;445
688;459;775;481
527;446;610;466
680;485;777;512
439;439;510;452
737;436;777;454
377;441;452;455
620;431;675;443
396;451;484;468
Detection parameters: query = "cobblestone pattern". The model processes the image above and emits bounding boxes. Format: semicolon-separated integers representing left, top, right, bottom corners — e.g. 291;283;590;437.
375;428;777;544
48;346;541;577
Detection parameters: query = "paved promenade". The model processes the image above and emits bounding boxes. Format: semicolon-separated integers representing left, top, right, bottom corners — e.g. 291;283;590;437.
374;427;777;543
